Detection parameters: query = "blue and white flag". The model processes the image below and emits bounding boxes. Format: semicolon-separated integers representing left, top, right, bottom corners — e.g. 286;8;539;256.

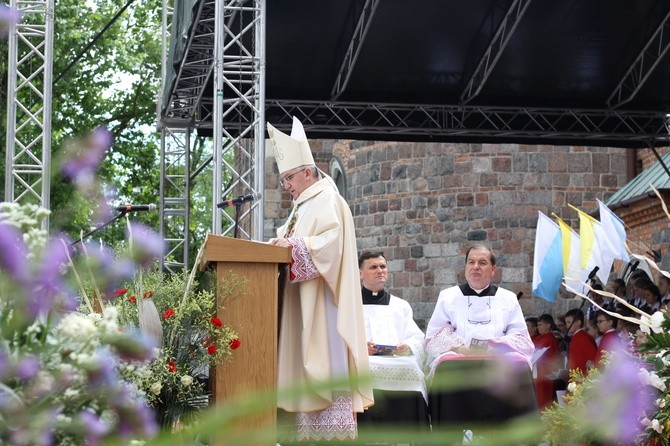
597;199;630;263
532;212;564;302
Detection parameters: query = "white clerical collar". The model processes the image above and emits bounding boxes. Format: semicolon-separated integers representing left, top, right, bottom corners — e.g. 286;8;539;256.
472;287;487;294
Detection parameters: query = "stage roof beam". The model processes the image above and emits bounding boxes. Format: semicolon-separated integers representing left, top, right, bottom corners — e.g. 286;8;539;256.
460;0;532;105
264;100;670;147
330;0;380;101
607;8;670;109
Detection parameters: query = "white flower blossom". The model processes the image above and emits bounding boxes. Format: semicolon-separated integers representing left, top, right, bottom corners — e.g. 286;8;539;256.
567;382;577;393
180;375;193;386
640;312;665;335
102;306;118;323
25;323;42;336
64;388;79;398
656;397;666;408
656;351;670;367
149;382;162;395
651;419;664;433
650;312;665;334
639;368;667;391
59;313;97;340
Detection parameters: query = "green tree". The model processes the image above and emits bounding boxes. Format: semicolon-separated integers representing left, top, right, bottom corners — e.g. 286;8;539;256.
1;1;229;266
1;0;163;242
49;0;163;241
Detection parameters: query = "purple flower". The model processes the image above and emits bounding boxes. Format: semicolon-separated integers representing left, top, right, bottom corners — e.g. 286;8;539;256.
60;126;112;184
15;354;40;381
79;410;110;445
86;353;118;387
78;242;135;301
0;5;21;37
125;222;164;267
28;236;77;317
584;353;656;443
0;347;7;379
104;329;157;362
113;384;158;439
0;223;29;281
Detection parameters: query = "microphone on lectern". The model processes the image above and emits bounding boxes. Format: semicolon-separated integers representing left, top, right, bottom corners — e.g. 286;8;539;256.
217;193;261;209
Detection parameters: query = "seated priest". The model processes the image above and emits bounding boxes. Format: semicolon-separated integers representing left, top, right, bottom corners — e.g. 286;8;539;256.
356;251;430;432
424;244;537;431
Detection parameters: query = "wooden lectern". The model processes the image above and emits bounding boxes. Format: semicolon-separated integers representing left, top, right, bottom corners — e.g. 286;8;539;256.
200;234;290;445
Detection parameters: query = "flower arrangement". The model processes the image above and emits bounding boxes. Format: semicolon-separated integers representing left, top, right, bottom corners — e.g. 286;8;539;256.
110;263;245;428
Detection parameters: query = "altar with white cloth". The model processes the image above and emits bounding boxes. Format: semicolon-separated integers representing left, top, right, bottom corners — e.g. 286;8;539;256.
368;355;428;403
358;303;430;430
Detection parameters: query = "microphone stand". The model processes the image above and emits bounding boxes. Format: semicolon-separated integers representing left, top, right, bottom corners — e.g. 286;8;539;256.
233;204;241;239
70;210;130;249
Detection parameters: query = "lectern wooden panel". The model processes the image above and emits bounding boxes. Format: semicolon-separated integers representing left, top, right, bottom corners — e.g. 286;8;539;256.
201;234;290;445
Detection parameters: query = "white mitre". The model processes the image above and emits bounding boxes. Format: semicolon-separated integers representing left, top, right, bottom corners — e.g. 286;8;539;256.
267;116;315;174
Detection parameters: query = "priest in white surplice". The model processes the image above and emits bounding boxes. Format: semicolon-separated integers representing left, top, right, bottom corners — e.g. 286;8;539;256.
357;251;429;430
425;244;534;376
267;117;374;442
424;244;537;429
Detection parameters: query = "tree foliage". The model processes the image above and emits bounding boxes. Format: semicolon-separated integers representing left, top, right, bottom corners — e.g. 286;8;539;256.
50;0;163;240
2;0;163;243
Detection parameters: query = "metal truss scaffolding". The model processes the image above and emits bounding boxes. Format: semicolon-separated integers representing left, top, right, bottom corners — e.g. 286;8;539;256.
159;0;265;270
159;126;191;274
264;101;670;146
211;0;265;239
4;0;54;228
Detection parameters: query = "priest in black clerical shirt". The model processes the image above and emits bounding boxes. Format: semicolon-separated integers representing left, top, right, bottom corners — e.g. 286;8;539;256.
357;251;429;430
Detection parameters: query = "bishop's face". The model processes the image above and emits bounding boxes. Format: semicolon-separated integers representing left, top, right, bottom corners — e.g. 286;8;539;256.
280;166;312;200
465;247;496;291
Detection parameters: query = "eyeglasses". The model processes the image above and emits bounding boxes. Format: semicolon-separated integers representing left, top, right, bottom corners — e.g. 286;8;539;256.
279;168;307;188
467;295;491;325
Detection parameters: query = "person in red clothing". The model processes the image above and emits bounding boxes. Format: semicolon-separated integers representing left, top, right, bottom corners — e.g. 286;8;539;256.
533;313;560;410
526;317;539;342
595;310;624;365
564;309;597;378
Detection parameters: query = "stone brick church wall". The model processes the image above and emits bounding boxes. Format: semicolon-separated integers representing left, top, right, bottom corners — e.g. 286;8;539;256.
264;141;633;329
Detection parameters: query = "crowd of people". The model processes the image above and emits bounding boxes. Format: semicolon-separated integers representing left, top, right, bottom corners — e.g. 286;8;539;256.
524;270;670;411
265;116;665;443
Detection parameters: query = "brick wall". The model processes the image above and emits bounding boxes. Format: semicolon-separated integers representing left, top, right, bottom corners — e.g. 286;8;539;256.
264;141;653;329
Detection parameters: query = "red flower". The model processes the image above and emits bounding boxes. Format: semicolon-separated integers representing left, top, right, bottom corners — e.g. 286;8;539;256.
163;308;175;320
128;295;136;303
207;344;217;355
210;317;222;327
229;338;241;350
143;290;153;299
167;361;177;373
114;288;127;298
201;336;211;347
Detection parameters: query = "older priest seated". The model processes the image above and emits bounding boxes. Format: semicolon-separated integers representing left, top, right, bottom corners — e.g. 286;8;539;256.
425;244;537;430
356;251;430;432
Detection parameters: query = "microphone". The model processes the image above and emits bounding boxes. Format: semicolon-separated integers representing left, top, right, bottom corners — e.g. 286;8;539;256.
217;193;261;209
587;266;599;281
115;204;157;212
